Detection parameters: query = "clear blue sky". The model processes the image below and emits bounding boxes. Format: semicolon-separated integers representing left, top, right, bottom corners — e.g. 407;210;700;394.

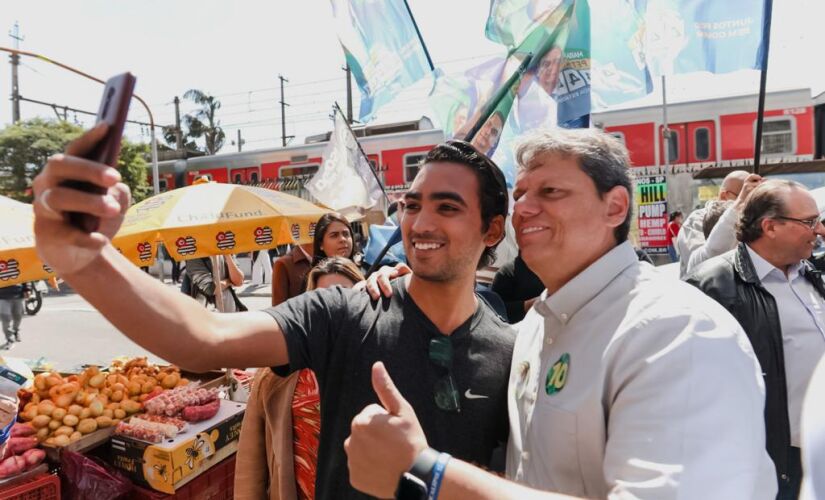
1;0;823;153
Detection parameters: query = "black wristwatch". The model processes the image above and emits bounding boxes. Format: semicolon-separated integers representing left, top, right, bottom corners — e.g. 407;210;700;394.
395;448;439;500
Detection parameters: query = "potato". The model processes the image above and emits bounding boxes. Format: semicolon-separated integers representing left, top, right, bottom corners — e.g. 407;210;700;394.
36;401;55;417
79;408;91;420
36;427;49;442
74;391;86;404
89;399;105;417
111;390;124;403
105;402;119;411
178;378;189;387
54;434;71;447
54;393;75;409
126;381;141;396
51;408;67;421
113;409;126;420
34;374;48;391
62;414;79;427
140;380;156;394
54;426;74;437
111;383;125;393
77;418;98;434
101;388;112;398
31;393;41;404
45;374;62;388
121;400;141;415
103;409;114;419
106;374;118;387
23;402;36;413
44;437;56;446
88;373;106;388
22;407;38;422
69;431;82;443
48;419;61;431
68;405;82;416
161;373;179;389
95;416;113;428
83;393;97;406
32;415;51;429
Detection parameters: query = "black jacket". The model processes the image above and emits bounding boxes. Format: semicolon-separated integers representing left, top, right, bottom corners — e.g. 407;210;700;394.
686;243;825;485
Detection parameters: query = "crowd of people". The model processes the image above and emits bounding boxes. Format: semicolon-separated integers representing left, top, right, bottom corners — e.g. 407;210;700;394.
29;121;825;499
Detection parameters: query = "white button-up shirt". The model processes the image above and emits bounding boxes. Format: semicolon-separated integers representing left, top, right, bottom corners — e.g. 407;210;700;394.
506;242;777;499
677;203;740;278
746;246;825;447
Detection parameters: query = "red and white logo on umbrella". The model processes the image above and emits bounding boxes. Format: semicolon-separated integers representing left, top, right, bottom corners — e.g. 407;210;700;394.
254;226;273;246
0;259;20;281
290;224;301;241
216;231;236;250
137;242;152;261
308;222;317;238
42;263;53;274
175;236;197;256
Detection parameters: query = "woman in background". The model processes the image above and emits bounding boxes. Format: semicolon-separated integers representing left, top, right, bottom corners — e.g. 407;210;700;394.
236;257;364;500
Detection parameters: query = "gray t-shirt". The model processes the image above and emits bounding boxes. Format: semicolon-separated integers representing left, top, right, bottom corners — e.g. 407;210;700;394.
265;281;515;500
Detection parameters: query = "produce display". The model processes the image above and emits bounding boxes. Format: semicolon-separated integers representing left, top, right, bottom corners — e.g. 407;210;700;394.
16;358;189;446
0;424;45;478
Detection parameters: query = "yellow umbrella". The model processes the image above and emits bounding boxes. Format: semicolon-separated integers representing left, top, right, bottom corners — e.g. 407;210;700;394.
0;195;56;287
113;183;330;261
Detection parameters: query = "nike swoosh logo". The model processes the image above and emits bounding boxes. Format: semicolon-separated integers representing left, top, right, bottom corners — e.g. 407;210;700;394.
464;389;489;400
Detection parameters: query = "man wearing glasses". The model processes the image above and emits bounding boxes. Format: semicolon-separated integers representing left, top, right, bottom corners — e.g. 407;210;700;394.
31;129;514;500
344;129;775;499
688;179;825;500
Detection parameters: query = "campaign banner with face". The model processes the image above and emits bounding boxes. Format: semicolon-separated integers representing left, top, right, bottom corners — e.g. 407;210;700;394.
330;0;433;122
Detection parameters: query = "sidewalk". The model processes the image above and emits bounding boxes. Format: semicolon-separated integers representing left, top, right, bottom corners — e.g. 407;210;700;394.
236;283;271;298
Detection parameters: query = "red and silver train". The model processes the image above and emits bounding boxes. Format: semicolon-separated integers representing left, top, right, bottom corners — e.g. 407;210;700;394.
149;88;825;204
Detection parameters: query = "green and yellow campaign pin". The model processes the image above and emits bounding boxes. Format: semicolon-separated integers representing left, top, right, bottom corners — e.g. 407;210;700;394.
545;353;570;395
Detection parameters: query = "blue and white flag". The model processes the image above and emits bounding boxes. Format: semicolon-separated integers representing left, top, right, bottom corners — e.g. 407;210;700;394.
330;0;433;122
590;0;766;109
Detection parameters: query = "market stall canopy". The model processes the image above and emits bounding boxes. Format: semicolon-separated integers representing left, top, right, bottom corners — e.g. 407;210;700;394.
113;183;331;262
0;195;57;287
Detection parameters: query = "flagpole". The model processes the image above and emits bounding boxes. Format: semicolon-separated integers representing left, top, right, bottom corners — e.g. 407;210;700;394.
463;54;534;143
332;102;391;204
401;0;435;71
753;0;774;176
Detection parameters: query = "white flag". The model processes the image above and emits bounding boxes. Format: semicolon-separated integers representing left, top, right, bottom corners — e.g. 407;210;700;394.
307;113;383;212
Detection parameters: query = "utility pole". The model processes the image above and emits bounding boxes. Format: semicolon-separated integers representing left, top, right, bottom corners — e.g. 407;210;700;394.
278;74;293;147
343;63;353;124
661;75;670;173
173;96;183;151
8;21;24;123
236;129;243;152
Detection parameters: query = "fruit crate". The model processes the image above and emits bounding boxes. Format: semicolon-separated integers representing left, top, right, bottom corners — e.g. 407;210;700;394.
128;454;235;499
0;472;60;500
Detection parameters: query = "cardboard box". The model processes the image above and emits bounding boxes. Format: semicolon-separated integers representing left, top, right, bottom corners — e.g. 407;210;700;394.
110;401;245;494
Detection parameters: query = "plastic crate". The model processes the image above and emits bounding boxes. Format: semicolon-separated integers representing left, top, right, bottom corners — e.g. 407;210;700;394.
0;473;60;500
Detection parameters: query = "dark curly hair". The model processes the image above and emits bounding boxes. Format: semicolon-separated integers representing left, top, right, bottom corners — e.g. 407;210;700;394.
418;140;509;268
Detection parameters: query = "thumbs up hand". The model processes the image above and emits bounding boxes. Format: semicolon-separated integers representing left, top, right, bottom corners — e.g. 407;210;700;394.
345;361;428;498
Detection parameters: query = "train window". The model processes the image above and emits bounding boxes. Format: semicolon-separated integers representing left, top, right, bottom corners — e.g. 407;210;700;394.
403;153;426;183
666;130;679;163
158;179;168;192
233;173;243;184
280;164;319;178
250;172;259;183
694;127;711;160
760;118;794;155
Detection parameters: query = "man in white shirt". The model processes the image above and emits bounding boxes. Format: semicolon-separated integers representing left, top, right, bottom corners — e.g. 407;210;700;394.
345;128;776;500
677;169;761;278
688;179;825;500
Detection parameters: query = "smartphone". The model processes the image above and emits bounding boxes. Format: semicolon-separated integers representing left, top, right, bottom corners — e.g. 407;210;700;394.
63;72;136;232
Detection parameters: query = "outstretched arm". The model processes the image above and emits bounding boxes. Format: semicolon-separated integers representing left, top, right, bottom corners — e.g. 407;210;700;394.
32;125;288;372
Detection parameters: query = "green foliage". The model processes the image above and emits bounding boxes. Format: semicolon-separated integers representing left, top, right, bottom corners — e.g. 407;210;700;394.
118;139;151;203
0;118;83;201
0;118;151;203
182;89;225;155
